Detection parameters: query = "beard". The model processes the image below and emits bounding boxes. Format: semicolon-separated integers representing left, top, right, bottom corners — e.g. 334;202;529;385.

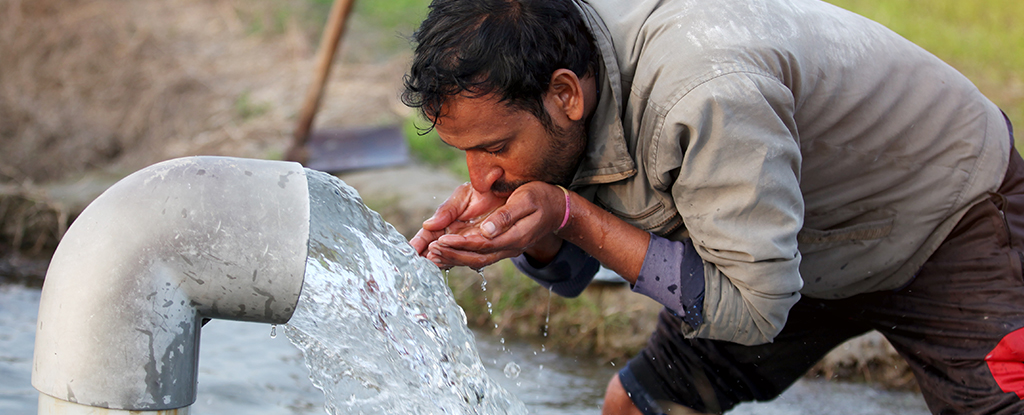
490;118;587;195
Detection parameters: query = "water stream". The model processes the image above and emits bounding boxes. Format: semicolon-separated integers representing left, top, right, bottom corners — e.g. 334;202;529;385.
282;170;527;414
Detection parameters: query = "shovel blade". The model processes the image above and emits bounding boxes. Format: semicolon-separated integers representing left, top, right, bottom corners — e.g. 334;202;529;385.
305;125;409;173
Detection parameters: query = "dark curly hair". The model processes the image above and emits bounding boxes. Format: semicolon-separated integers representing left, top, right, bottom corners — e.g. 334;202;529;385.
401;0;600;133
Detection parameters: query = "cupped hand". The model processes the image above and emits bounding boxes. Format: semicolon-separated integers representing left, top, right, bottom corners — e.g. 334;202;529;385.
424;181;568;270
409;182;506;256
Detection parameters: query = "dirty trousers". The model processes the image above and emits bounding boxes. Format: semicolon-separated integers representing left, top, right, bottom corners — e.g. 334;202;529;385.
622;140;1024;414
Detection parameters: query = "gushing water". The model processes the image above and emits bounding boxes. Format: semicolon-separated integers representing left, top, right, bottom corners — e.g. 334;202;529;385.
283;170;528;415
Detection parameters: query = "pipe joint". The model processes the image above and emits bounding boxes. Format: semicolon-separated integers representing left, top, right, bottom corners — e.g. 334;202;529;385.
32;157;310;411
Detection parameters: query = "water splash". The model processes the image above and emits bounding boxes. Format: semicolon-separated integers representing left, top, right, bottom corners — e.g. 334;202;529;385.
503;362;521;379
284;170;527;415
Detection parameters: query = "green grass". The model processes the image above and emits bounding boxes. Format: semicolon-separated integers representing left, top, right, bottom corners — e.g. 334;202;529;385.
354;0;431;33
300;0;431;32
233;91;272;120
825;0;1023;142
290;0;430;54
446;260;650;359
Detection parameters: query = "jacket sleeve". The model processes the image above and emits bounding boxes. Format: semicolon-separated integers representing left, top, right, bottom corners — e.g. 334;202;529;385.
632;233;706;330
511;242;601;297
655;71;804;345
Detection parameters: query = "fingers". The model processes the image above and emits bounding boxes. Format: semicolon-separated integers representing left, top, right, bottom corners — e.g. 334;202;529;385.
433;229;533;260
459;188;507;223
422;183;473;231
416;181;565;269
478;210;506;238
410;227;444;256
425;237;516;270
414;183;479;257
478;198;528;239
413;182;508;259
437;222;530;253
478;182;560;239
421;183;507;230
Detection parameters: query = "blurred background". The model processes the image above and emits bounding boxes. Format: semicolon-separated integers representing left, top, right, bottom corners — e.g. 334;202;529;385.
1;0;1020;257
0;0;1020;411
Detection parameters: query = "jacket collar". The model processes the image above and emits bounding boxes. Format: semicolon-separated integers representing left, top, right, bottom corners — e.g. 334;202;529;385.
570;0;637;187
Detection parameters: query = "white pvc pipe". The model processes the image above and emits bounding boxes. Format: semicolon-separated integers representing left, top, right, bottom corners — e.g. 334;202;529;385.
32;157;311;413
38;393;190;415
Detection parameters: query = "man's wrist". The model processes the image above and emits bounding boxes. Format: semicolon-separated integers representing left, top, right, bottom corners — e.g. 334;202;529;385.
524;234;563;265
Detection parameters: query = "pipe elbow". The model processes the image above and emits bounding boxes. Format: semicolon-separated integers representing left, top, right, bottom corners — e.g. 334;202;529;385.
32;157;310;410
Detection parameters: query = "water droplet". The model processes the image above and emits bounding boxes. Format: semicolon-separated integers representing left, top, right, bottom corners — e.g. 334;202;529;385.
503;362;521;379
270;324;277;338
544;287;552;339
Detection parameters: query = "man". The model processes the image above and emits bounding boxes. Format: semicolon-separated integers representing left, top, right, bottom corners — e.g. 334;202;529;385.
402;0;1022;413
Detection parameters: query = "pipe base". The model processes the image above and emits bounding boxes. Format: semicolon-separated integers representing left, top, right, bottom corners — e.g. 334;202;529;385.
38;394;190;415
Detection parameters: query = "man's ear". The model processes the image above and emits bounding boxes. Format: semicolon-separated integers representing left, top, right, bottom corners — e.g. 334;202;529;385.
547;68;585;122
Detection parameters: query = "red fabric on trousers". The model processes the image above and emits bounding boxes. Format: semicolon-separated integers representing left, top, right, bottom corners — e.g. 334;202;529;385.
988;327;1024;399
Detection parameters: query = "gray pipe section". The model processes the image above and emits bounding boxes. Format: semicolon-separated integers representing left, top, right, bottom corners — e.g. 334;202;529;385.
32;156;310;411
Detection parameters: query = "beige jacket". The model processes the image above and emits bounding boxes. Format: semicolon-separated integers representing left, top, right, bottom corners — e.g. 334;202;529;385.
569;0;1011;345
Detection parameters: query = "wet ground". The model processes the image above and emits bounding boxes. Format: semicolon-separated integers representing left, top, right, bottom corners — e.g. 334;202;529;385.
0;283;931;414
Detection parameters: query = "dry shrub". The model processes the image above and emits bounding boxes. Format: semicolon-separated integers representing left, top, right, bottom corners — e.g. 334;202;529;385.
808;331;919;390
0;184;70;254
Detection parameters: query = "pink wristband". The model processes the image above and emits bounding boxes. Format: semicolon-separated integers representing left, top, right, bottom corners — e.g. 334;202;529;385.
556;185;571;232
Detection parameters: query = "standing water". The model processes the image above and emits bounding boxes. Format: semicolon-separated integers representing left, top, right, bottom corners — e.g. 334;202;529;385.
283;170;528;414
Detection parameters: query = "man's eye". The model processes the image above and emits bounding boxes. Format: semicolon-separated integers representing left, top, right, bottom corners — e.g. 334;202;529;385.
487;146;505;155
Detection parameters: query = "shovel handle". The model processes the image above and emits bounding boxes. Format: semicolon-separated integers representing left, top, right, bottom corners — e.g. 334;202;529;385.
287;0;357;164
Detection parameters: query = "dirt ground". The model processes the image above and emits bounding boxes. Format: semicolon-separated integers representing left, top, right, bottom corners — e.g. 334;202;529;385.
0;0;413;253
0;0;917;391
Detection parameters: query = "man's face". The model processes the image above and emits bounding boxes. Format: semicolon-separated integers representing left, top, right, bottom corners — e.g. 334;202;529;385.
434;93;587;198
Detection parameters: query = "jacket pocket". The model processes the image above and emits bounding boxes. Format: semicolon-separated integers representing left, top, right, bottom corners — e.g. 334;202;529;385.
595;196;684;237
797;216;894;253
587;172;687;237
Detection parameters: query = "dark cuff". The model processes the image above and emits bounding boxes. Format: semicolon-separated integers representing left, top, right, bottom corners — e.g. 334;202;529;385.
512;242;600;298
632;234;705;330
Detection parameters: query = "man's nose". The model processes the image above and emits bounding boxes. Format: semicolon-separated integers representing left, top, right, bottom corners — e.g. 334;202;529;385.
466;152;502;194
